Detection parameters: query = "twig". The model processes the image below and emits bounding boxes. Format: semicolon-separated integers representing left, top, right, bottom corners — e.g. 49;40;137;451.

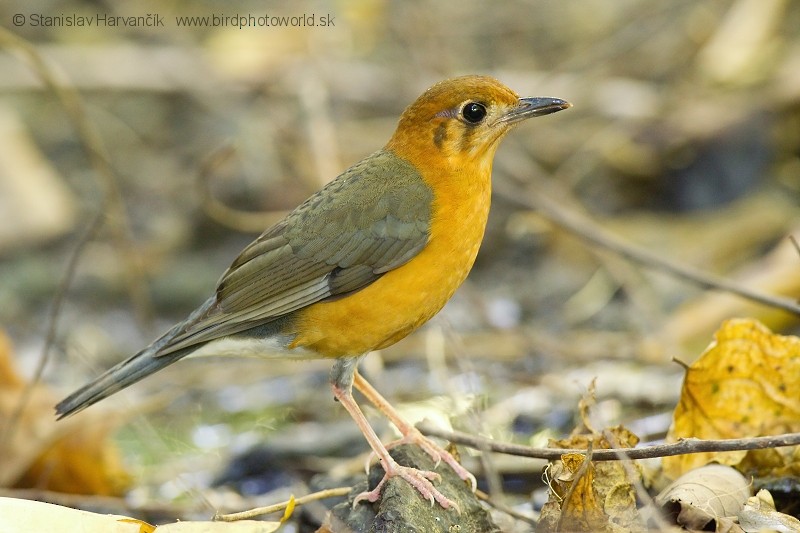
196;145;285;233
475;489;538;526
493;177;800;316
790;235;800;259
0;213;102;454
417;422;800;461
0;27;152;326
601;428;671;532
214;486;352;522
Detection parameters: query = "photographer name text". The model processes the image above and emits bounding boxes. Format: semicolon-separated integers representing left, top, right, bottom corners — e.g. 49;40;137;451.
13;12;335;29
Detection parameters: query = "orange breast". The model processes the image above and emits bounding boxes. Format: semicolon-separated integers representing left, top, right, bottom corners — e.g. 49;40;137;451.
288;164;492;357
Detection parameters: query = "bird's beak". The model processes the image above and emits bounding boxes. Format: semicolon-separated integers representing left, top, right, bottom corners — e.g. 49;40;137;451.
499;97;571;125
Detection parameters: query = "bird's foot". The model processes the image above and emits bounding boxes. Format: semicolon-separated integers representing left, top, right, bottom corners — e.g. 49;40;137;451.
353;454;460;512
374;428;477;492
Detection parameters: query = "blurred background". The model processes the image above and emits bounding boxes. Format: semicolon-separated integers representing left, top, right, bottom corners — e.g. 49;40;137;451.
0;0;799;528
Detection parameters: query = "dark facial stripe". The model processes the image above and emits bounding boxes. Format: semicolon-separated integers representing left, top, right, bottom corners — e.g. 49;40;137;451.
433;122;448;149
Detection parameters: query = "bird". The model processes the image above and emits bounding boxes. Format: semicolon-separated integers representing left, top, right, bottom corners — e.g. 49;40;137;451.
56;75;570;510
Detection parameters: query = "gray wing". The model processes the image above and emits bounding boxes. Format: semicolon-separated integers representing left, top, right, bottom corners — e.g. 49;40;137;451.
155;149;432;355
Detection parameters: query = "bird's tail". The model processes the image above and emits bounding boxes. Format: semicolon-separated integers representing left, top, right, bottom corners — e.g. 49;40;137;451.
55;298;217;419
55;346;193;419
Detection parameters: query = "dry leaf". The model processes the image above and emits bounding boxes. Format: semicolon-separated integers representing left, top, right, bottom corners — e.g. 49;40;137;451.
0;106;77;253
0;497;139;533
664;318;800;479
0;497;280;533
0;330;130;495
155;520;281;532
654;464;749;530
538;426;645;532
280;494;296;523
716;516;747;533
118;518;156;533
557;453;609;532
538;380;646;531
14;422;131;495
737;489;800;533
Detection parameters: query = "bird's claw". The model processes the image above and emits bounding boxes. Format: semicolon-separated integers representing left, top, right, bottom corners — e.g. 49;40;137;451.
379;429;477;492
353;459;460;513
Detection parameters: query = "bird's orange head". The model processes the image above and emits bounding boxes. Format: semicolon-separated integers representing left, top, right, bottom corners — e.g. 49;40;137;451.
386;75;570;172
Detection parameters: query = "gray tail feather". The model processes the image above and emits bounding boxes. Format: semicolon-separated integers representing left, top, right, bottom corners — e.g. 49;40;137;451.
54;343;194;419
54;297;293;419
55;297;219;419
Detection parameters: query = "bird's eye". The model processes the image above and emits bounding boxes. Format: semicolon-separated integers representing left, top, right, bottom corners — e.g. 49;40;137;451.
461;102;487;124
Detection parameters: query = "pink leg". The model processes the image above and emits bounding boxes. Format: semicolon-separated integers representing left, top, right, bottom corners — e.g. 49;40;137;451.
353;371;477;492
331;380;460;511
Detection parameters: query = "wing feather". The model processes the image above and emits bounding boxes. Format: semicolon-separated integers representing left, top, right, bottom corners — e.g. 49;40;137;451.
155;149;432;356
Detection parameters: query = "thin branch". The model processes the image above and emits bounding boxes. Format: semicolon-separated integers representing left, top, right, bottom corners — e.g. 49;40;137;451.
196;145;285;233
214;486;352;522
417;422;800;461
601;428;671;532
790;235;800;259
0;27;152;326
476;489;538;526
0;213;102;454
493;177;800;316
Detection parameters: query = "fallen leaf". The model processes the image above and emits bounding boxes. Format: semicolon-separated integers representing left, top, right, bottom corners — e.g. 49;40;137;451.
0;497;281;533
538;381;646;531
280;494;295;523
538;425;645;532
737;489;800;533
119;518;156;533
0;330;130;495
556;453;608;532
0;497;139;533
663;318;800;479
716;516;747;533
654;464;749;530
155;520;281;532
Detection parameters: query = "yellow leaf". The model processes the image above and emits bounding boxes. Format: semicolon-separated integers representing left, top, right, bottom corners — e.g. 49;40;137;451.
664;318;800;479
280;494;295;523
0;497;140;532
550;425;640;451
0;330;130;495
558;454;607;532
538;428;645;532
119;518;156;533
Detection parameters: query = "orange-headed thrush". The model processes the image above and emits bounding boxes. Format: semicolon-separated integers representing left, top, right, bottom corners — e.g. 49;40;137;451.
56;75;570;509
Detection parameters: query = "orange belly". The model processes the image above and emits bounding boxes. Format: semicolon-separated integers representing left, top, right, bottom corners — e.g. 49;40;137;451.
288;170;491;357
